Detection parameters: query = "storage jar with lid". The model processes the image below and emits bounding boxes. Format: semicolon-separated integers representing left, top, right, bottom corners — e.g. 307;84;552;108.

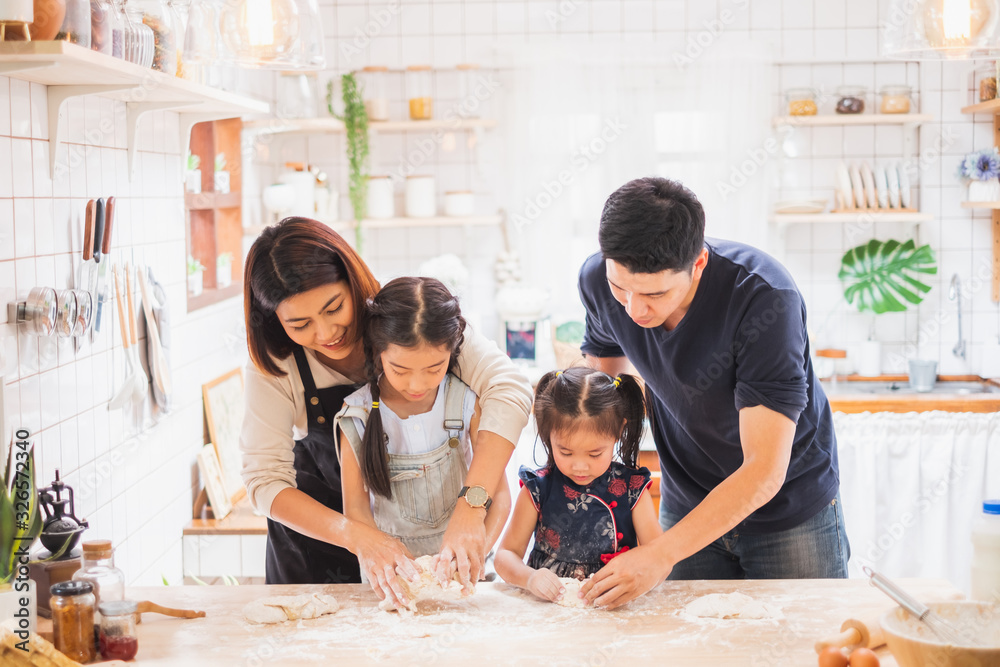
978;61;999;102
99;600;139;661
107;0;124;58
133;0;176;74
50;580;96;663
785;87;817;116
367;175;395;219
89;0;112;54
456;63;481;118
405;175;436;218
57;0;91;46
971;499;1000;602
72;539;125;621
835;85;867;114
124;3;154;67
444;190;474;217
407;65;433;120
879;85;912;114
360;66;390;122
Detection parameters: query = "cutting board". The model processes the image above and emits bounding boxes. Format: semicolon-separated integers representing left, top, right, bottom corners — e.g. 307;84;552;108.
71;578;961;666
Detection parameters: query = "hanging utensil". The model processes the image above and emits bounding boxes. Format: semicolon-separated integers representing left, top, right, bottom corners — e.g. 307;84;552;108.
108;266;135;411
137;265;172;397
125;263;149;404
93;195;115;339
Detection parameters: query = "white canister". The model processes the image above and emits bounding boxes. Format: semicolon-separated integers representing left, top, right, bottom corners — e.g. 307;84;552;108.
405;175;436;218
367;175;395;220
443;190;474;217
277;170;316;219
971;500;1000;602
856;340;881;377
0;0;33;22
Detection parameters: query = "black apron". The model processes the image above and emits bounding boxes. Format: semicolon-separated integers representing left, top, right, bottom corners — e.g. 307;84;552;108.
264;348;363;584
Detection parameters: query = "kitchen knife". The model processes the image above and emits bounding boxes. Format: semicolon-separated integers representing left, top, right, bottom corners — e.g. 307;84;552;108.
93;197;114;337
74;200;96;352
87;199;105;334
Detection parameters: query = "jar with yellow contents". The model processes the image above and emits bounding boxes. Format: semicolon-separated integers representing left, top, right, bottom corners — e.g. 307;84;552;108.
407;65;433;120
785;87;818;116
50;580;96;663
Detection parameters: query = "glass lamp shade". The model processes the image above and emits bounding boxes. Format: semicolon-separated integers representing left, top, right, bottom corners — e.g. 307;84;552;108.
183;0;218;64
219;0;300;68
884;0;1000;60
287;0;324;70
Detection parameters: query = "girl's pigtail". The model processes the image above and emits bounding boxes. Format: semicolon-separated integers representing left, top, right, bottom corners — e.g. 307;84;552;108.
614;374;646;468
360;375;393;498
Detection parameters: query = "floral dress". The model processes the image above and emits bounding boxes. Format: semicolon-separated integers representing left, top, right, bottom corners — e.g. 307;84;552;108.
519;462;652;580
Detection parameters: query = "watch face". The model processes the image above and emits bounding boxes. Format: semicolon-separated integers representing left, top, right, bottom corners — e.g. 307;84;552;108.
465;486;488;506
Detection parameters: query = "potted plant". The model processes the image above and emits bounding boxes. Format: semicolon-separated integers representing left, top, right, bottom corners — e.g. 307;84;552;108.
329;72;369;252
838;238;937;377
213;152;230;194
187;255;205;297
185;151;201;194
1;433;43;637
216;252;233;289
959;147;1000;202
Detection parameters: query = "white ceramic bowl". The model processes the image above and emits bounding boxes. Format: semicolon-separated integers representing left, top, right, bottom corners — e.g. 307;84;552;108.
881;601;1000;667
774;198;828;214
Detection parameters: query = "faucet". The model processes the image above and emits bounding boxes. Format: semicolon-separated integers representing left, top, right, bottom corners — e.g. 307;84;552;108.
950;274;967;360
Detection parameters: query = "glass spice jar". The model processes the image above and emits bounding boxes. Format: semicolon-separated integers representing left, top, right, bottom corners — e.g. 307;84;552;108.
133;0;176;74
879;85;912;114
90;0;112;54
360;65;390;122
50;580;96;664
456;63;481;118
979;61;998;102
785;87;818;116
72;540;126;616
99;600;139;661
108;0;125;58
56;0;92;46
835;85;867;114
407;65;433;120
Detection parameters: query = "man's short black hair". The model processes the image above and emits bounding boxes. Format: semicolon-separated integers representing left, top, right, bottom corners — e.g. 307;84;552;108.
598;177;705;274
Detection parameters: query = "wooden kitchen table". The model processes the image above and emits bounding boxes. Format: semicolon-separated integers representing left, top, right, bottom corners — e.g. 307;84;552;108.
93;578;961;666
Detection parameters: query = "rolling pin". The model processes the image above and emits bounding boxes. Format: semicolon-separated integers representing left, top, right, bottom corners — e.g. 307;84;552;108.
135;600;206;624
814;615;885;653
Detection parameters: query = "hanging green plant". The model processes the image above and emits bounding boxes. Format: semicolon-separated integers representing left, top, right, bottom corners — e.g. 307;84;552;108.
838;239;937;314
329;73;370;253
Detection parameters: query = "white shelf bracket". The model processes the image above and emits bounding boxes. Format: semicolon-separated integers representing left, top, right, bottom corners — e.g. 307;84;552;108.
47;84;139;180
125;101;201;180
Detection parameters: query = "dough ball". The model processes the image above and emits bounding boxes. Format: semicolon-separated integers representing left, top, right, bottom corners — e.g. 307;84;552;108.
681;592;781;620
555;577;590;608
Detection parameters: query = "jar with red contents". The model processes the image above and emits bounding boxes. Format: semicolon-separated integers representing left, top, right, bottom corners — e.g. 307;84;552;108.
99;600;139;661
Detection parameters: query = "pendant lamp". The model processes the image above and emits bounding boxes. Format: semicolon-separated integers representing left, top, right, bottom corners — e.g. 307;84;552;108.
883;0;1000;60
219;0;324;70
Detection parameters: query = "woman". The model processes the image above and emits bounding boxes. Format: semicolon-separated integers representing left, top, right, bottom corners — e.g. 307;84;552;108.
239;218;531;598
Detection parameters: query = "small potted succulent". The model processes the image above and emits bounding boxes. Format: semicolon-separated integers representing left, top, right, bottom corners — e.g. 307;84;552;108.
213;152;230;194
187;255;206;297
959;147;1000;202
216;252;234;289
185;152;201;194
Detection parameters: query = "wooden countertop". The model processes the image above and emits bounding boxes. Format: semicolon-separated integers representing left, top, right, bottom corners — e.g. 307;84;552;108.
824;375;1000;414
69;578;963;665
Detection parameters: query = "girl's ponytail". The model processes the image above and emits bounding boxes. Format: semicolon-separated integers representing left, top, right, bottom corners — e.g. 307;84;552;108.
360;376;393;499
613;374;646;468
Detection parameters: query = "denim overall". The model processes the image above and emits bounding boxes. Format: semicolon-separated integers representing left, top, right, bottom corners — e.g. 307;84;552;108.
336;374;471;557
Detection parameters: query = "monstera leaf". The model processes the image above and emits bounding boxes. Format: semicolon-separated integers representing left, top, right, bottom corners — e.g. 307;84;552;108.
839;239;937;314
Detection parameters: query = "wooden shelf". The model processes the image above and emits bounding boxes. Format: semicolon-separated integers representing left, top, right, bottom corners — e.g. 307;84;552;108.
771;211;933;224
245;215;504;237
186;283;242;310
0;41;268;180
961;98;1000;115
772;113;933;127
961;201;1000;209
243;116;497;136
186;191;242;210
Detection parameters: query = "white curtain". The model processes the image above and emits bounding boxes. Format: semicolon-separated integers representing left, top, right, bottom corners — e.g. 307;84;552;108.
835;411;1000;593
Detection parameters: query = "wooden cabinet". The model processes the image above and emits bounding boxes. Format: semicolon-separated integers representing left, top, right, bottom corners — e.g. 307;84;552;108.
186;119;244;311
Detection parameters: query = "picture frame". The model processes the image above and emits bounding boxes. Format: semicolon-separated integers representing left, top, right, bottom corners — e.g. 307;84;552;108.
202;368;246;505
196;444;233;520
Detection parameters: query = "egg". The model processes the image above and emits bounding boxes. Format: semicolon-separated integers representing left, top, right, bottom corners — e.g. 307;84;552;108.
818;647;849;667
848;648;880;667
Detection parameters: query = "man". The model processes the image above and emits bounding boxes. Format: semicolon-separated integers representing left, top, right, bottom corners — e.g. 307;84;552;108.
579;177;847;609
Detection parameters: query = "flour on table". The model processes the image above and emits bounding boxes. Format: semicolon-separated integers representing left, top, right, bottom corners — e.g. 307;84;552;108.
379;554;470;613
681;592;781;620
555;577;590;608
242;593;340;624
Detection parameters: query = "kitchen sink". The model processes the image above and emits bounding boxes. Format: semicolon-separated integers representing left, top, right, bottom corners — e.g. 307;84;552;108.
821;380;1000;395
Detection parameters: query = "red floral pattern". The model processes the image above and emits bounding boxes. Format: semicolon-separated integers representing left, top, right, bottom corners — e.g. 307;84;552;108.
539;527;561;550
608;478;627;496
629;475;647;490
563;486;581;500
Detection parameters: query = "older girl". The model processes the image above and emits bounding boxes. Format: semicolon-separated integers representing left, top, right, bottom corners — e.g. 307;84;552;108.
239;218;531;590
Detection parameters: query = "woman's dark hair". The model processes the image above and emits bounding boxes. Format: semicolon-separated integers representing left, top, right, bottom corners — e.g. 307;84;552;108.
599;177;705;274
243;217;381;377
533;367;645;470
360;277;467;498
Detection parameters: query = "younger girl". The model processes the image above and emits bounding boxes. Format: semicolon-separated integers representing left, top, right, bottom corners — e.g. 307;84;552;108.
495;367;661;604
337;277;511;605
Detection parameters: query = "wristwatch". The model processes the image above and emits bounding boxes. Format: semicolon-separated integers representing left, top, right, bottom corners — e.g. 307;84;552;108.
458;485;493;511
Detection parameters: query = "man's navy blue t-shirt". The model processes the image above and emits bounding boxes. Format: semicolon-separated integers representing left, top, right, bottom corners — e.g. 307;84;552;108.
579;239;839;534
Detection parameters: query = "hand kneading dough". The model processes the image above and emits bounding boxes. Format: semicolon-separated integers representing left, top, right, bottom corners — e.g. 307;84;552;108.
379;554;469;612
243;593;340;624
556;577;590;608
681;592;781;620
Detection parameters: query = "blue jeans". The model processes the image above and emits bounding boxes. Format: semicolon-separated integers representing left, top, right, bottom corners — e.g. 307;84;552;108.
659;494;850;579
